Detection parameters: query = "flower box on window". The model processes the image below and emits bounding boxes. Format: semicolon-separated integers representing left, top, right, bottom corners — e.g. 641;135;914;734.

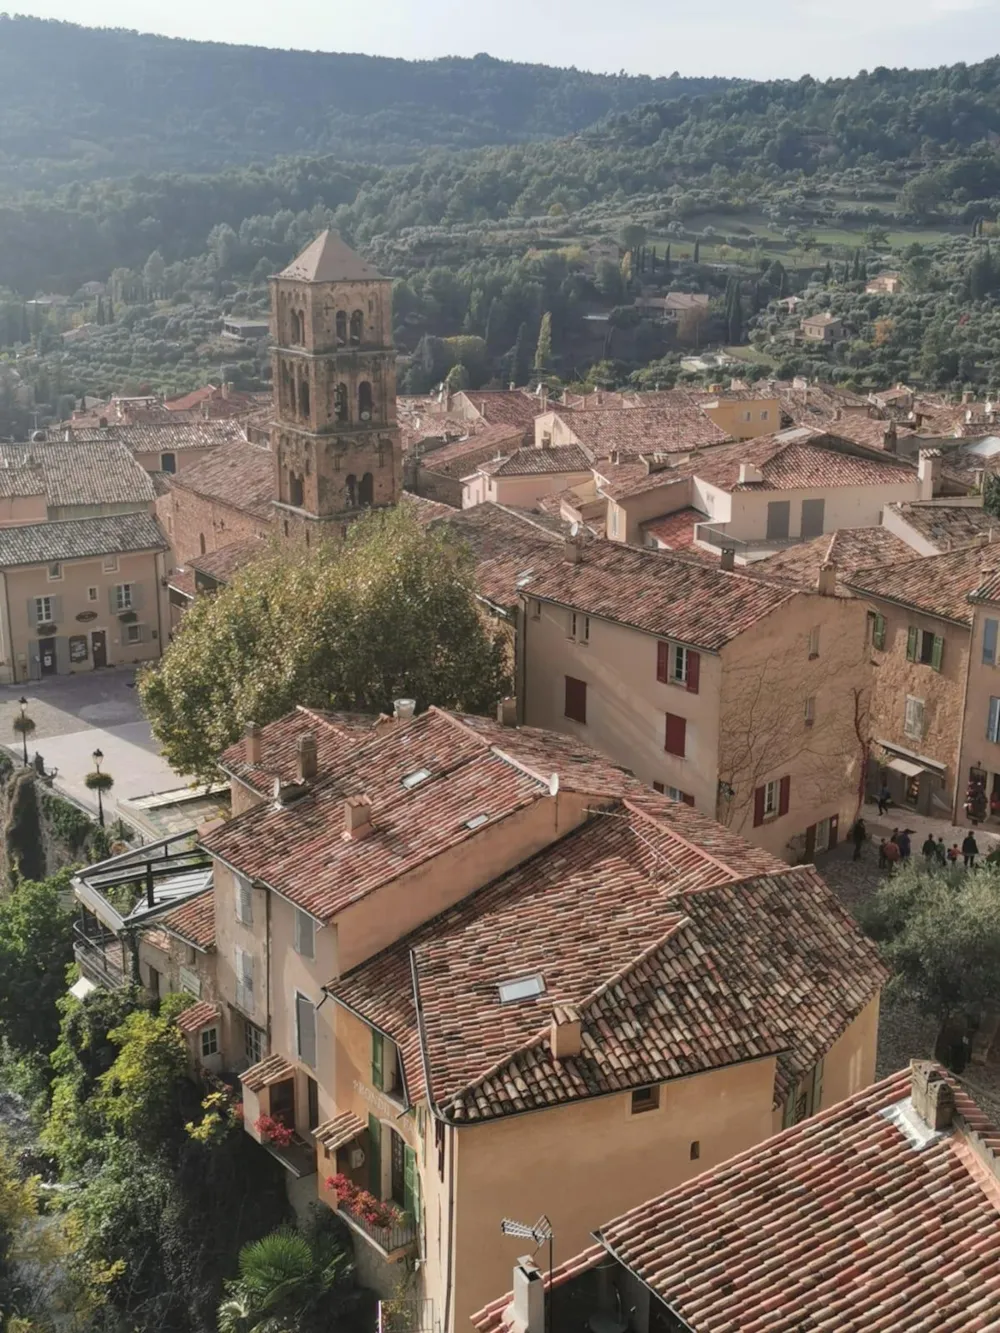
36;622;57;635
118;610;137;624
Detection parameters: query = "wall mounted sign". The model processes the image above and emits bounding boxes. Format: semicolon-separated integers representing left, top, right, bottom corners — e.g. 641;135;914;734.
75;611;98;623
68;635;88;663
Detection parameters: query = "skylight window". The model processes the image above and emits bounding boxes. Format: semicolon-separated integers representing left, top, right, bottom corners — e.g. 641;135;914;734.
465;813;489;830
401;768;431;790
515;570;535;588
498;974;546;1004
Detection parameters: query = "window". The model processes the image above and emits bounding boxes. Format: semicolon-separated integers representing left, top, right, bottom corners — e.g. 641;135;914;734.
236;948;255;1013
690;1140;700;1160
529;598;541;619
358;381;373;420
761;410;770;422
160;452;176;474
569;612;590;643
870;611;886;651
294;908;315;960
295;992;317;1068
401;767;431;790
807;626;820;659
907;626;943;671
744;410;752;422
372;1029;384;1089
904;695;925;741
307;1076;319;1131
498;974;546;1004
664;712;687;757
47;562;62;582
654;782;694;805
200;1027;219;1058
630;1085;660;1114
114;583;133;612
87;586;98;602
103;554;118;573
334;382;349;422
359;472;374;506
657;642;701;692
146;964;160;998
565;676;587;724
985;618;999;666
782;1059;824;1127
763;780;779;817
350;310;364;345
754;775;790;826
804;695;816;727
235;875;253;926
34;596;53;623
125;624;142;644
335;310;347;345
988;697;1000;744
244;1020;264;1066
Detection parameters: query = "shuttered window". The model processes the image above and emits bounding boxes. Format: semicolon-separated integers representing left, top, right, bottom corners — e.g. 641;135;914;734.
988;697;1000;744
294;908;315;959
235;947;254;1014
985;618;999;665
754;776;790;825
904;695;925;741
664;713;686;757
295;992;317;1068
871;612;886;650
368;1114;382;1195
372;1029;384;1090
564;676;587;724
234;876;253;926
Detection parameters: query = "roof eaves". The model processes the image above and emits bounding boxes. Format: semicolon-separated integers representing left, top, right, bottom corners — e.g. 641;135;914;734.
841;580;973;628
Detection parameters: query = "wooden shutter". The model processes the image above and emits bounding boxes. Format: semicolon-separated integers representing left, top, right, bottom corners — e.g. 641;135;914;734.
404;1144;417;1219
129;582;143;610
564;676;586;724
686;650;700;694
367;1114;382;1195
906;625;918;661
779;775;791;816
986;618;999;665
931;635;944;671
664;713;686;757
873;613;886;650
656;641;669;683
753;785;765;827
48;595;62;623
296;994;316;1068
987;696;1000;743
25;598;37;626
781;1085;797;1128
108;585;119;613
372;1030;384;1090
810;1059;825;1114
682;793;695;807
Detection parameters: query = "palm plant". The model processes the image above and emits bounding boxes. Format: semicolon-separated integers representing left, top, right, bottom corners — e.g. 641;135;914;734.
218;1223;354;1333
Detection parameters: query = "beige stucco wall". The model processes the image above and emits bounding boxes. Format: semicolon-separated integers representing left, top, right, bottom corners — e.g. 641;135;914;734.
137;931;217;1005
956;604;1000;825
817;993;881;1111
718;480;920;545
213;861;270;1068
704;396;780;440
0;494;47;526
0;548;167;684
616;477;694;544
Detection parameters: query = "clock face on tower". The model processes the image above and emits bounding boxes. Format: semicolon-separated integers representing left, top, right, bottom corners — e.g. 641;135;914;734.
269;231;401;529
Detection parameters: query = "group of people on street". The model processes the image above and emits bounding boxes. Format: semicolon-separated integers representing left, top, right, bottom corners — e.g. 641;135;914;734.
851;812;983;872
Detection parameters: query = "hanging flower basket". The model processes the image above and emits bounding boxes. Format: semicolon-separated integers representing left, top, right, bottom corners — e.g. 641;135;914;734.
254;1113;294;1147
118;610;137;624
327;1172;403;1228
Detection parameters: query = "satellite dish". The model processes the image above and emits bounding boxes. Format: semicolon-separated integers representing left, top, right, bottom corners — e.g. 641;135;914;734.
569;521;581;538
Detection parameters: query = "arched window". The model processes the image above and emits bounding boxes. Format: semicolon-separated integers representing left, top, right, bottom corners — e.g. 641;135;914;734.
290;472;304;508
335;311;347;345
281;362;295;414
160;452;176;474
358;382;373;420
345;474;357;508
299;375;311;420
359;472;374;506
199;533;206;555
350;310;363;345
335;383;349;422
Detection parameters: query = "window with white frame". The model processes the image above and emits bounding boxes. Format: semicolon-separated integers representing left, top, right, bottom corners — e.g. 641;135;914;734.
244;1020;264;1066
200;1027;219;1058
125;624;142;644
103;554;118;573
87;586;98;602
763;779;780;817
114;583;133;612
761;409;770;421
294;908;315;960
988;697;1000;744
904;695;925;741
670;644;689;685
570;612;590;643
234;875;253;926
34;596;53;623
47;562;62;582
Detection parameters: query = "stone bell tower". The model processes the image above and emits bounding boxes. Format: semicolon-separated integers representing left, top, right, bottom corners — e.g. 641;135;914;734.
269;231;401;542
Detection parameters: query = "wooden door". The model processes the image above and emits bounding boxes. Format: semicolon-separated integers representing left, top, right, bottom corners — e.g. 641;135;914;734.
38;637;56;676
91;630;107;668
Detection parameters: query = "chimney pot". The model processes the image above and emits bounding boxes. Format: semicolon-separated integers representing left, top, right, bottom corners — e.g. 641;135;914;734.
343;794;374;841
817;561;838;596
720;547;736;572
393;698;416;722
510;1257;545;1333
297;731;318;781
550;1004;582;1060
497;697;518;728
911;1060;955;1131
245;720;262;765
564;537;583;564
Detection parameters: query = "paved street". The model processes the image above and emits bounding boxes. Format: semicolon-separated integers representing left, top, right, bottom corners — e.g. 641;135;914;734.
0;669;181;819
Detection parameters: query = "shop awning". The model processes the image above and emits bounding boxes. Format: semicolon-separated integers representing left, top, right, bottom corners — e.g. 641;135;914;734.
886;756;924;778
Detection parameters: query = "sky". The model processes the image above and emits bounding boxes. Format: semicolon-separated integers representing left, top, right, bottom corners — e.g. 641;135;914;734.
14;0;1000;80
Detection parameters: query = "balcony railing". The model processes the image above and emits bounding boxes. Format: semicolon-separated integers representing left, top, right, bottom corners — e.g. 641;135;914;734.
338;1197;418;1259
73;923;128;988
694;522;802;553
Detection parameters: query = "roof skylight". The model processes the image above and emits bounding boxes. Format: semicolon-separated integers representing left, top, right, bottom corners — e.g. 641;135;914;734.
464;813;489;830
515;570;535;588
498;974;546;1004
400;768;431;790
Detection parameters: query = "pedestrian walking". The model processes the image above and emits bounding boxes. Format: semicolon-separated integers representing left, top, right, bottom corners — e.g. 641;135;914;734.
897;828;912;861
947;843;960;865
851;817;866;861
878;838;888;869
877;783;892;816
935;836;947;865
922;834;937;862
883;836;900;874
962;832;980;869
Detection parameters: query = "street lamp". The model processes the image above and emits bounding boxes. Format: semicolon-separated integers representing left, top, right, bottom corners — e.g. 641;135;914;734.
501;1216;554;1333
17;697;28;765
92;748;105;826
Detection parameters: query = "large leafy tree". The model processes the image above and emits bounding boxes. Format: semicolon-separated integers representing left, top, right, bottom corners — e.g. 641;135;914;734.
0;870;74;1057
140;507;510;777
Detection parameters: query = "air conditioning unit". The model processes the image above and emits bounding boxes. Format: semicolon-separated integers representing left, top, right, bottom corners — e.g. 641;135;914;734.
360;410;371;421
349;1147;365;1170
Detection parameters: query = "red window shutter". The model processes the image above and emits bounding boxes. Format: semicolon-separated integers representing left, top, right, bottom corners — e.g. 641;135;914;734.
686;650;700;694
779;775;791;816
682;793;695;807
564;676;587;724
664;713;686;757
753;786;765;827
656;641;669;683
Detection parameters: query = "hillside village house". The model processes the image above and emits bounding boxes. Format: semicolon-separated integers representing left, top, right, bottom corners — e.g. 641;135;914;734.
0;438;156;523
518;539;873;860
472;1062;1000;1333
800;311;843;342
169;703;888;1332
866;270;903;295
461;446;594;509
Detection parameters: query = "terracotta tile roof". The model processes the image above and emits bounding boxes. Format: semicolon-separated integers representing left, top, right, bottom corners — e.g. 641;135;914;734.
59;420;246;452
455;390;540;431
584;1065;1000;1333
416;424;525;478
683;430;919;492
0;464;45;498
315;1110;365;1153
159;887;215;951
845;543;1000;627
164;387;257;415
218;705;380;795
971;572;1000;604
639;507;708;553
801;311;840;326
521;541;797;650
167;568;196;599
0;439;155;508
205;707;635;923
175;999;220;1033
888;501;999;552
753;527;914;593
169;440;275;521
190;537;266;584
0;512;167;567
240;1052;295;1091
559;406;729;455
824;413;916;451
400;493;455;524
477;445;593;478
472;1246;608;1333
328;796;885;1124
430;503;563;609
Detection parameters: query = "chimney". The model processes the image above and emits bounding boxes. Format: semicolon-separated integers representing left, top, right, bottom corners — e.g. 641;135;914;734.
720;547;736;572
497;697;518;728
63;426;73;442
918;448;942;501
738;461;764;485
834;406;842;421
564;536;583;564
910;1060;955;1131
245;721;262;765
297;731;317;781
963;390;974;405
550;1004;582;1061
393;698;416;723
817;561;838;596
883;420;898;454
539;384;549;412
510;1257;545;1333
445;387;453;412
222;381;232;400
343;794;374;841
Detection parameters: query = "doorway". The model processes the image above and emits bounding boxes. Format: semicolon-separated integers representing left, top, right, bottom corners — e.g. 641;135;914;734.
91;630;107;668
766;500;791;540
800;498;825;538
38;637;56;676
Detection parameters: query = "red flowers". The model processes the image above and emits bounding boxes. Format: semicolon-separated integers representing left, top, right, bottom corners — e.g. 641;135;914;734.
327;1172;402;1229
255;1113;294;1146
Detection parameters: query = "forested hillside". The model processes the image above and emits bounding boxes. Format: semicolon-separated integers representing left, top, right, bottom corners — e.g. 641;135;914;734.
0;16;731;189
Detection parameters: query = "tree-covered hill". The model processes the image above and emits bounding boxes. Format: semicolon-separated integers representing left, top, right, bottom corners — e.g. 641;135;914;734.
0;16;733;189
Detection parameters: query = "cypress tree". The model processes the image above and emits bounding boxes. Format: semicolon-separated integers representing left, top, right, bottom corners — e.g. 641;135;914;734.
694;239;701;264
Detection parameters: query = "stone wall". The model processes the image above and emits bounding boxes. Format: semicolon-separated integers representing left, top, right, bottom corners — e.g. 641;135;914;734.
158;486;274;568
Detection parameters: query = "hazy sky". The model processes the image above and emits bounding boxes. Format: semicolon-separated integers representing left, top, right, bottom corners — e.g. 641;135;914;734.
14;0;1000;79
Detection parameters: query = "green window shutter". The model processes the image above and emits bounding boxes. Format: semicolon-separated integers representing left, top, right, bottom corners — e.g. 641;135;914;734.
49;595;62;623
403;1144;417;1220
129;582;143;610
931;635;944;672
371;1030;383;1090
108;585;118;613
906;626;918;662
873;614;886;651
810;1059;824;1114
26;598;37;627
367;1114;381;1195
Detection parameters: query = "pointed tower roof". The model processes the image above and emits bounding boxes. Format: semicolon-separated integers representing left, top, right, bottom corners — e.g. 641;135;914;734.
278;231;384;283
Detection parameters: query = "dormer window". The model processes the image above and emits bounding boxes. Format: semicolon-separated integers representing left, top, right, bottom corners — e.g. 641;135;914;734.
498;974;545;1004
401;768;431;790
